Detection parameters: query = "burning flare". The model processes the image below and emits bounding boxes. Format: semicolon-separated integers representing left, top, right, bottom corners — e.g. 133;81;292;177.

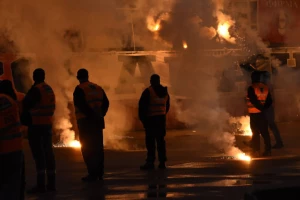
68;140;81;148
217;21;235;43
147;16;161;32
218;22;230;38
236;153;251;161
183;41;188;49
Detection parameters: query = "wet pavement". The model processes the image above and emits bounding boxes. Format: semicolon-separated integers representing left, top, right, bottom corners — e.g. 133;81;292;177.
24;122;300;200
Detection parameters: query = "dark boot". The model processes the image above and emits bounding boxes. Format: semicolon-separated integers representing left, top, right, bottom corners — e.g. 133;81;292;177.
262;150;271;157
272;143;284;149
140;163;154;170
158;162;166;169
81;175;98;182
47;171;56;192
250;151;260;158
27;171;46;194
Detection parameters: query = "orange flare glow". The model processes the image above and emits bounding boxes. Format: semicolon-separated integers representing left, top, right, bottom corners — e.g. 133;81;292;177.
236;153;251;161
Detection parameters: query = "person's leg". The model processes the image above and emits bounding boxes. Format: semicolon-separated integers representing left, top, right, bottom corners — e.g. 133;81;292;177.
258;114;272;156
42;127;56;190
96;129;104;179
141;128;156;170
0;152;23;200
265;107;283;148
27;127;46;192
78;122;98;181
249;114;261;155
85;126;104;180
156;127;167;169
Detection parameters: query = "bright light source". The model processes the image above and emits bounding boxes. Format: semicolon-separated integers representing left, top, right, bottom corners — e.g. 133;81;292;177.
217;22;230;38
154;24;160;31
69;140;81;148
183;41;188;49
236;153;251;162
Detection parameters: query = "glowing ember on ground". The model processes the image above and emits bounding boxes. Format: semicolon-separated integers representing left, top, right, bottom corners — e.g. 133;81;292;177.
236;153;251;161
183;41;188;49
69;140;81;148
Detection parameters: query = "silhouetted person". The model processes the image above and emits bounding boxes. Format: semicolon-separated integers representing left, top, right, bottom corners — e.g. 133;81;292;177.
73;68;109;182
0;80;24;200
139;74;170;170
23;68;56;193
246;71;272;157
261;71;284;149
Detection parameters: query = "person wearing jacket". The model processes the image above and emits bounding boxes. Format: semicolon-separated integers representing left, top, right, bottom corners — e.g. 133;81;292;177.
139;74;170;170
0;80;24;200
22;68;56;193
246;71;272;157
73;68;109;182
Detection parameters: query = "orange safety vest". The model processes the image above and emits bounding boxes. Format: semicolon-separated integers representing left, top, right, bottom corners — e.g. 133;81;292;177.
30;83;55;125
247;83;269;114
0;94;22;154
147;86;168;117
75;82;104;120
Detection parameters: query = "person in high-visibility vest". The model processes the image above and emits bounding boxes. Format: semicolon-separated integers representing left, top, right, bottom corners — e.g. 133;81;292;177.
0;80;24;200
139;74;170;170
246;71;272;157
261;71;284;149
22;68;56;193
73;68;109;182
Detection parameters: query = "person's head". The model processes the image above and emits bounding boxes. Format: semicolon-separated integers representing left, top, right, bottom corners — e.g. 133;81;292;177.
261;71;271;84
76;68;89;82
150;74;160;86
33;68;45;82
0;79;17;100
251;71;262;83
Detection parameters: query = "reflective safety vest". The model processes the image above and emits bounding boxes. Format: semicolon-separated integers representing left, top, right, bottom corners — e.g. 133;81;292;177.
247;83;269;114
147;86;168;117
75;82;104;120
30;83;55;125
0;94;22;154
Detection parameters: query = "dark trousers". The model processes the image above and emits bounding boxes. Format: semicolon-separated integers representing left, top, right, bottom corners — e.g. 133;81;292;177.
145;127;167;164
0;151;24;200
28;126;56;187
264;106;283;145
250;113;271;152
78;119;104;178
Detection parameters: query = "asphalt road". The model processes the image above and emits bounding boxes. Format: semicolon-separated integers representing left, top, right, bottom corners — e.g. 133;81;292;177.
24;122;300;200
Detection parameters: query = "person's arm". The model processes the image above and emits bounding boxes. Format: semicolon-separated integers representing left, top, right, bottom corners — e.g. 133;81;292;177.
138;89;150;122
73;86;95;117
264;92;273;109
166;93;170;114
247;86;264;111
22;87;41;111
101;90;109;117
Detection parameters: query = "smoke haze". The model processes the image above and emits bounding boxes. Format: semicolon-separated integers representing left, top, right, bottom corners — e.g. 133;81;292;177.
1;0;296;156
